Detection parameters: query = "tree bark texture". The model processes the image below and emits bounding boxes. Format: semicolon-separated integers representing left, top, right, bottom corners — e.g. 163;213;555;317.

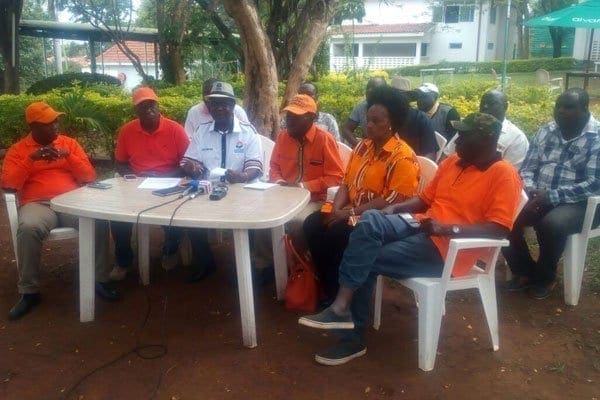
157;0;191;85
223;0;279;138
0;0;23;94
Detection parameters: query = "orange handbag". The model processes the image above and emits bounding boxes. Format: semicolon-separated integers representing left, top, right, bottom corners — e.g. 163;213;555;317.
284;234;319;312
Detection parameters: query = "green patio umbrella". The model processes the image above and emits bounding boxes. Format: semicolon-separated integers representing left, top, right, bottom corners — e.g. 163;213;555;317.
525;0;600;71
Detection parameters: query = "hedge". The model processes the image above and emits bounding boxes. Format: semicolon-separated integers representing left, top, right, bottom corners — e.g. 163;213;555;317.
392;57;576;76
26;72;122;95
2;71;598;160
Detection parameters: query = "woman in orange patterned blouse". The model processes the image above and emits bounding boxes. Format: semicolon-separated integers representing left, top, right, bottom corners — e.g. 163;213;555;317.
303;86;421;303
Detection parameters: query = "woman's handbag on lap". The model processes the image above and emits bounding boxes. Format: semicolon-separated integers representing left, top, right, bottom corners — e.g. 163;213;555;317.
284;234;319;312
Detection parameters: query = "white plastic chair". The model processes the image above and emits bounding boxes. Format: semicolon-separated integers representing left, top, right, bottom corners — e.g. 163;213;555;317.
373;190;528;371
434;131;447;163
4;191;79;268
563;195;600;305
337;141;352;170
535;69;563;93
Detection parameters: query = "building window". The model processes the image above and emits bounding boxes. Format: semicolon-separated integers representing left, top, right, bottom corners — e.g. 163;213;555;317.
445;5;459;23
421;43;429;57
449;42;462;49
490;2;497;24
332;43;358;57
487;42;494;50
363;43;416;57
432;3;475;23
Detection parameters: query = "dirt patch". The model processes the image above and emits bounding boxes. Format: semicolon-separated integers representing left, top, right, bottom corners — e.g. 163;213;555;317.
0;199;599;400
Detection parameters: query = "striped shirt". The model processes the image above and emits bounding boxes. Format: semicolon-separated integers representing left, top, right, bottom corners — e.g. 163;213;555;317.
343;134;420;206
520;114;600;206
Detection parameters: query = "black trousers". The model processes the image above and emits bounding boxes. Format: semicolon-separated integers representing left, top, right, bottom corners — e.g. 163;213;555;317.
187;228;217;273
503;202;587;285
303;211;354;300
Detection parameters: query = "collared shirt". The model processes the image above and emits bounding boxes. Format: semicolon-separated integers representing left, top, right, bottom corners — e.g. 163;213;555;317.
444;118;530;168
350;101;438;156
269;124;344;201
417;153;523;277
182;116;263;176
520;114;600;206
1;134;96;205
280;111;341;141
115;116;190;176
344;134;420;206
184;102;249;138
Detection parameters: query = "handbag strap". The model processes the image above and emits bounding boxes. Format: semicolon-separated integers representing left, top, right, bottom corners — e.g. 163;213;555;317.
284;234;315;276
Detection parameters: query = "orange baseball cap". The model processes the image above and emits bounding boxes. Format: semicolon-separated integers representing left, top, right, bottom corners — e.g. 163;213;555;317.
25;102;65;124
132;86;158;106
283;94;317;115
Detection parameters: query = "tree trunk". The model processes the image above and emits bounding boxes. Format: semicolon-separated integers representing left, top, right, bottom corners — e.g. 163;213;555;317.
549;26;563;58
156;0;190;85
223;0;279;138
281;0;338;108
0;0;23;94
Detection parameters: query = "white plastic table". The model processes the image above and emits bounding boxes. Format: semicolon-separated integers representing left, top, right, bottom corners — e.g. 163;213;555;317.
51;177;310;348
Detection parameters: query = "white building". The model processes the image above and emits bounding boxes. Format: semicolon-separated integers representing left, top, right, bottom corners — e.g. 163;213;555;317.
329;0;518;71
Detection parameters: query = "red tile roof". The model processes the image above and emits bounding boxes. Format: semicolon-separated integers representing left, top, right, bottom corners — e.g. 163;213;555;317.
97;41;157;63
330;23;432;35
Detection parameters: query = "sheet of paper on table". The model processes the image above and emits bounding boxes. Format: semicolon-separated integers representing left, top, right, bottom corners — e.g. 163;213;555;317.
137;177;182;189
244;181;279;190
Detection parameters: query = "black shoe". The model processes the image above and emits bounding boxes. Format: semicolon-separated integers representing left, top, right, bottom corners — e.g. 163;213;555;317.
298;306;354;330
95;282;121;301
504;275;531;292
8;293;41;320
315;340;367;366
189;264;217;283
528;281;557;300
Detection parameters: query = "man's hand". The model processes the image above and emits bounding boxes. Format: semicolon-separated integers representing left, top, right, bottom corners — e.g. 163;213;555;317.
522;189;551;217
420;218;451;236
225;169;248;183
324;208;352;227
381;204;397;215
29;146;69;162
181;160;205;179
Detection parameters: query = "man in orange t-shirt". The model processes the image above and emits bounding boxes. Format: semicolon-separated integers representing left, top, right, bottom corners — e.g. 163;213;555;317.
252;94;344;285
1;102;118;320
111;87;190;278
298;113;522;366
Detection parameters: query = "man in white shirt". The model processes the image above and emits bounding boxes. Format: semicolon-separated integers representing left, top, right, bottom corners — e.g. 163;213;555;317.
184;77;249;138
181;81;263;281
443;90;529;168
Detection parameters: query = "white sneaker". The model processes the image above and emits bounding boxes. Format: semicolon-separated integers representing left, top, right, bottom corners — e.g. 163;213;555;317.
109;266;128;281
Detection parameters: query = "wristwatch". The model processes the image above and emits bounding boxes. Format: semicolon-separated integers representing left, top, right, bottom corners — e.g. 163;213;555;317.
451;225;461;235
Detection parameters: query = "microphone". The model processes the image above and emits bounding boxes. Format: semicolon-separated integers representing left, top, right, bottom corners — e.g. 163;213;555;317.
180;179;199;197
189;180;212;199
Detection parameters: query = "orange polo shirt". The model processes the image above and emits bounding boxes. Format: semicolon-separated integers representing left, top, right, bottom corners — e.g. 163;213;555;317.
1;134;96;205
416;153;522;276
269;125;344;201
115;116;190;176
343;135;420;206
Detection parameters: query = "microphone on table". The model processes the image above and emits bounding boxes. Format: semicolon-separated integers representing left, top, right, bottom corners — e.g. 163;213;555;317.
180;179;199;198
189;180;212;199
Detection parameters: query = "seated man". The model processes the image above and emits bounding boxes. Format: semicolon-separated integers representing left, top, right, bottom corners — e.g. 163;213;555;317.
111;87;190;278
181;81;263;282
298;113;522;366
443;89;529;168
414;83;460;141
253;94;344;284
280;82;341;141
184;77;249;137
1;102;119;320
504;88;600;299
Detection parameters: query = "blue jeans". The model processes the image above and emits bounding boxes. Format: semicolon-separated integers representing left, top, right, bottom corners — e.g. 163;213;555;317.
337;209;444;343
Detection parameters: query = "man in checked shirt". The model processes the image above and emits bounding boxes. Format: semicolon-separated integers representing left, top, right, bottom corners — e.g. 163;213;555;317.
504;88;600;299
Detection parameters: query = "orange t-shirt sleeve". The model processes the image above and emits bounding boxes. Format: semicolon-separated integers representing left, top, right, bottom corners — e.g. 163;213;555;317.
303;135;344;194
383;155;420;203
483;167;523;230
1;145;35;190
173;122;190;160
64;137;96;183
114;126;129;163
268;134;285;183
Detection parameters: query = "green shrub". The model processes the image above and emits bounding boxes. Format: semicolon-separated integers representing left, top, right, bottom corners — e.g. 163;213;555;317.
26;73;122;95
394;57;576;76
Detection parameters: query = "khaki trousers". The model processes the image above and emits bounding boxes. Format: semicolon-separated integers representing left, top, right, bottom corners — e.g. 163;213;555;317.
252;202;322;270
17;202;110;294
